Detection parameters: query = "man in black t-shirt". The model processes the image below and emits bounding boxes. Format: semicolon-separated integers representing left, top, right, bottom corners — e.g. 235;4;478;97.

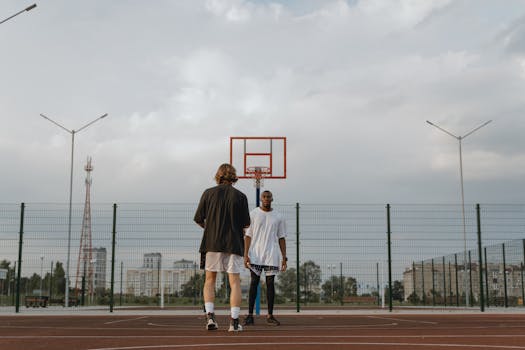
194;163;250;332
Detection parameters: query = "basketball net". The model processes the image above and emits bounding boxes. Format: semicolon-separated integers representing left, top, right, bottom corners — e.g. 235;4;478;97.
247;166;269;189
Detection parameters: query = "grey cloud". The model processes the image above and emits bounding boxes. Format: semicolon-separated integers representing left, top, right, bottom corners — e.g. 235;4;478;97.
1;0;524;205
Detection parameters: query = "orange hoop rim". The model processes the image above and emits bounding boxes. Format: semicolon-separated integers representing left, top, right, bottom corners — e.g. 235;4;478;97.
246;166;271;180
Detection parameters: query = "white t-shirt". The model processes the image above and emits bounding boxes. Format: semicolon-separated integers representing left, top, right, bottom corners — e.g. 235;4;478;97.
245;207;287;267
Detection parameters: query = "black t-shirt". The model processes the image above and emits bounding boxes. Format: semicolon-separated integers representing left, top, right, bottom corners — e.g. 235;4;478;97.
194;184;250;256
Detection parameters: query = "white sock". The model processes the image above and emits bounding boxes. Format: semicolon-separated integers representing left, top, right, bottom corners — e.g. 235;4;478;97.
205;302;214;314
231;306;240;319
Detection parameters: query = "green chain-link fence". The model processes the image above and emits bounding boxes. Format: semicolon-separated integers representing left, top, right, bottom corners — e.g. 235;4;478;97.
1;203;524;313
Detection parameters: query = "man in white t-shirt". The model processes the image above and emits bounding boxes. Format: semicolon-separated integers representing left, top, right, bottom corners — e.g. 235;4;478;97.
243;190;287;326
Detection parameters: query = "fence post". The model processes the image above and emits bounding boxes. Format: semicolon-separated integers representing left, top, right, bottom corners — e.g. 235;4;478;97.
476;204;484;311
120;261;123;306
376;262;380;306
502;243;508;308
431;258;436;306
421;260;426;305
49;261;53;302
484;247;489;308
412;261;416;303
521;262;524;308
339;262;344;306
110;203;117;313
15;203;25;313
448;261;452;305
386;204;393;312
295;202;300;313
454;254;459;306
520;263;525;306
442;256;447;307
468;251;473;306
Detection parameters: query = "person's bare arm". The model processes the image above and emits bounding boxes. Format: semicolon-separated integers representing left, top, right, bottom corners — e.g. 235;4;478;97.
279;238;287;271
244;235;252;267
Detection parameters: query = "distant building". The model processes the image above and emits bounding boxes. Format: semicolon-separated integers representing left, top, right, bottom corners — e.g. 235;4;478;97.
92;247;107;292
171;259;197;293
126;254;251;297
143;253;162;269
173;259;194;269
126;255;202;297
127;253;163;297
403;259;523;303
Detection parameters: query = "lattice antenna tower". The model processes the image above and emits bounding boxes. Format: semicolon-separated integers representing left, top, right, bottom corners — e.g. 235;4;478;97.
75;157;94;299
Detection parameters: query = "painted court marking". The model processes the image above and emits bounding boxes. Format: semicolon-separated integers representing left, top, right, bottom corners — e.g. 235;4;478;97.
146;321;398;328
3;334;525;339
3;315;525;350
105;316;149;325
367;315;438;324
87;342;525;350
4;323;525;332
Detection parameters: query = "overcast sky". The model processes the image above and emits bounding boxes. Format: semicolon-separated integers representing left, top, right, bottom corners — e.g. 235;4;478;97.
2;0;525;206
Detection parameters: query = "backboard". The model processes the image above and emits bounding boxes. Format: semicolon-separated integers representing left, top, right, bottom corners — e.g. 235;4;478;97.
229;136;286;179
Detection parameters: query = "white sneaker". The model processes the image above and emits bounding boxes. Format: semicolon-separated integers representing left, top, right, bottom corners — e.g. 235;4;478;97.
206;313;218;330
228;318;243;332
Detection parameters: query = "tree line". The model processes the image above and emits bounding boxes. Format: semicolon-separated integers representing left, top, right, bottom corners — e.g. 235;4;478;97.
177;260;394;303
1;258;406;304
0;260;66;297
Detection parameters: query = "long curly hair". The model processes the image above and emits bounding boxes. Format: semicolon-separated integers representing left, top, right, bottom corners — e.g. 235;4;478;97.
214;163;238;184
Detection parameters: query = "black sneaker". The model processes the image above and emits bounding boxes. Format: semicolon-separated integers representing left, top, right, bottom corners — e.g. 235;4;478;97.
243;314;254;326
266;315;280;326
206;312;218;330
228;318;243;332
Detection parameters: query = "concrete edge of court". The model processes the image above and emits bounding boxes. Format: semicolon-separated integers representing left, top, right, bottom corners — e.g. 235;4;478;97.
1;306;524;316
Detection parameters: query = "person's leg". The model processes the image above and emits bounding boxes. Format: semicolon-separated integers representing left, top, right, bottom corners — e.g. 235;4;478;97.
204;270;218;330
204;270;217;309
266;275;275;316
226;253;244;332
243;270;259;326
265;274;280;326
228;272;241;309
248;270;260;315
228;272;242;331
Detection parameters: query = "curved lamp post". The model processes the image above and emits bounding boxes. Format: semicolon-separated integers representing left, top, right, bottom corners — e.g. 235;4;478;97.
41;113;108;307
1;4;36;25
426;119;491;307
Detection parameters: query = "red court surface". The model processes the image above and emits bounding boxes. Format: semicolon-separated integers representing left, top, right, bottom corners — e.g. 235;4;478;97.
1;313;525;350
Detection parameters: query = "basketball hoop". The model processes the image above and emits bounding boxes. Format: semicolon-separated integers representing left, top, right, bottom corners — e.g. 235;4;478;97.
246;166;270;189
230;136;286;179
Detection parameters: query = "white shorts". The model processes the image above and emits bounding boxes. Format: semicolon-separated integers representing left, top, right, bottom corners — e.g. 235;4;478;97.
205;252;243;274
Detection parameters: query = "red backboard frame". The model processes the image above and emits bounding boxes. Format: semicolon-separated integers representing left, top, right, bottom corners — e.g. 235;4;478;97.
229;136;287;179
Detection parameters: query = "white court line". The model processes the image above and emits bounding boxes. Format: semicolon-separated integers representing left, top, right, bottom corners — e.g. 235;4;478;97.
368;315;438;324
105;316;148;325
3;324;525;332
147;322;397;328
86;342;525;350
3;335;525;339
2;324;525;331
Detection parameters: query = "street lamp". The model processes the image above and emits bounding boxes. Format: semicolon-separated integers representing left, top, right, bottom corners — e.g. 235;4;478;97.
1;4;37;25
41;112;108;307
426;119;492;307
